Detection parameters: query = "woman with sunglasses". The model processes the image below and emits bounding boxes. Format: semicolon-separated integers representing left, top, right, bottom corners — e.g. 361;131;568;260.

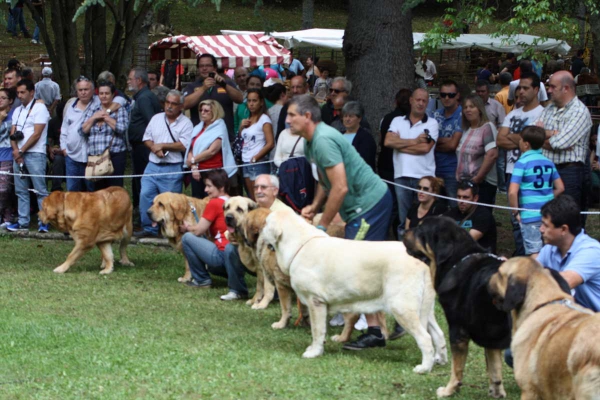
404;176;447;230
0;88;17;228
239;88;274;199
456;94;499;205
80;80;128;190
185;100;236;198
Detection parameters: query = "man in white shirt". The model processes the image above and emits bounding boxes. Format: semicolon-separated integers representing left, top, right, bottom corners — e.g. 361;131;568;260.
7;79;50;232
136;90;193;238
34;67;61;116
508;60;548;106
384;88;439;230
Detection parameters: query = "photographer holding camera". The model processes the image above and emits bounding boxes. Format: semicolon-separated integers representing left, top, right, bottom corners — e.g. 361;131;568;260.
7;79;50;232
384;88;439;230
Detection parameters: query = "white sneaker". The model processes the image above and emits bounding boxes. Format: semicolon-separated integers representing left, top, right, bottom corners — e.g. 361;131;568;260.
220;291;247;301
0;221;10;229
31;39;38;44
329;313;345;326
354;314;368;331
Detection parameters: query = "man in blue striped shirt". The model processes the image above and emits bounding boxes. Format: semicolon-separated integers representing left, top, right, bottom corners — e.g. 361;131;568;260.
509;126;564;254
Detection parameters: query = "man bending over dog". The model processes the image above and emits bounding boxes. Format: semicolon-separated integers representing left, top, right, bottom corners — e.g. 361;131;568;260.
287;94;394;350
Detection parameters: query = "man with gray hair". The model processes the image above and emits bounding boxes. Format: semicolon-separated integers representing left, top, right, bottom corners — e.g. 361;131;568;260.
253;174;290;211
288;94;393;351
321;77;352;131
127;67;161;213
34;67;60;115
135;90;192;237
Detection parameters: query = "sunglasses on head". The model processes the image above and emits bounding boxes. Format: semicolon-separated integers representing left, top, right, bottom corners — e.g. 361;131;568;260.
77;75;91;82
439;92;457;99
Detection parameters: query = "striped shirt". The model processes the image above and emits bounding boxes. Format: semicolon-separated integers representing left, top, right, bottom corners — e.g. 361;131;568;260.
510;149;560;223
540;96;592;165
79;104;129;155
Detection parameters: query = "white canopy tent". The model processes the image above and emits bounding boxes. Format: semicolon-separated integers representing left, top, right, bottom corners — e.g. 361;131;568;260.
221;29;571;55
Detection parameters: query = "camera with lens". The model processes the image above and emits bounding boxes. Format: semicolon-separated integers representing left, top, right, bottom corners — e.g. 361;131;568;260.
10;130;24;142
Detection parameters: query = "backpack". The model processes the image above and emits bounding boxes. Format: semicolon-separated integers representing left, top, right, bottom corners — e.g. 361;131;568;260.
278;137;315;212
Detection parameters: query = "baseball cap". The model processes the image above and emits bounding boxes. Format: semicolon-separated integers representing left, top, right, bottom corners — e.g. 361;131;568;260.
42;67;53;76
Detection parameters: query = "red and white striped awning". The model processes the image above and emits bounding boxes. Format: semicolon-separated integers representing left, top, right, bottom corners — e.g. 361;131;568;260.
149;34;291;68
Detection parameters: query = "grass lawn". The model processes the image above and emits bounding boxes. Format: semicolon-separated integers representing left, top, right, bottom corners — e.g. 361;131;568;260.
0;232;522;399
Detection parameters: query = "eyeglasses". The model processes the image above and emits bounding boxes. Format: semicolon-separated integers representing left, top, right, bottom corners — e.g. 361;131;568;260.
439;92;457;99
417;185;431;192
200;108;212;113
254;185;274;191
164;101;181;107
77;76;91;82
329;88;346;94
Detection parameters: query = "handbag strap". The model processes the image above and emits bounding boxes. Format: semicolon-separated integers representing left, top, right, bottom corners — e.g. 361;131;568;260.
289;136;302;157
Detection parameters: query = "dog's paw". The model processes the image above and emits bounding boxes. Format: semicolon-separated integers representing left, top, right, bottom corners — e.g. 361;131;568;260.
271;320;287;330
436;386;457;398
488;385;506;398
412;364;431;374
302;345;323;358
53;265;68;273
434;352;448;365
252;302;269;310
120;260;134;267
99;268;114;275
246;299;255;306
330;334;346;343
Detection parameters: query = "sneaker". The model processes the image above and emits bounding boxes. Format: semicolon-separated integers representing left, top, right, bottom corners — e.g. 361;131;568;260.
0;221;11;229
342;332;386;351
133;230;157;238
31;39;38;44
388;322;408;341
6;223;29;232
220;291;248;301
38;223;49;233
329;313;345;326
354;314;368;331
185;279;211;289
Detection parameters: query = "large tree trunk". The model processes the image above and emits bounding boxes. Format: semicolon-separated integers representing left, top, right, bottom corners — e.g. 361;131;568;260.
47;0;80;98
590;11;600;81
344;0;415;138
302;0;314;30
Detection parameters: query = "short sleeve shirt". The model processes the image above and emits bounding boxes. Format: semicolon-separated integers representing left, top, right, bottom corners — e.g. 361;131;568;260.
508;80;549;102
501;105;544;174
12;101;49;154
303;122;388;222
537;231;600;312
388;114;439;179
241;113;272;163
142;112;193;164
202;197;229;251
444;206;497;253
434;106;463;176
456;122;497;185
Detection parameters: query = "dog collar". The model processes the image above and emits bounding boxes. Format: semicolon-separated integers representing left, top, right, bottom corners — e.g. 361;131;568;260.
453;253;504;269
188;201;200;223
286;236;322;271
532;298;593;314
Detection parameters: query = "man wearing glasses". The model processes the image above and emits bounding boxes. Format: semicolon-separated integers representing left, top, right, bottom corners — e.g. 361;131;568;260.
433;80;463;202
321;77;368;133
182;53;243;141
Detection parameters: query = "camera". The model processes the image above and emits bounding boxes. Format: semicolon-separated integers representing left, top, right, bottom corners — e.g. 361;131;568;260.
17;162;29;179
10;130;24;141
208;72;215;79
424;129;433;143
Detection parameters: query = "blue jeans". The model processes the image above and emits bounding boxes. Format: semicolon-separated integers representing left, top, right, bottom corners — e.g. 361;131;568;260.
139;162;183;235
65;156;93;192
242;163;271;179
496;149;507;191
520;221;543;255
439;174;458;207
9;7;27;36
6;5;14;32
181;234;248;295
556;163;584;210
505;178;525;257
13;152;48;227
33;24;39;41
394;177;419;230
345;189;393;241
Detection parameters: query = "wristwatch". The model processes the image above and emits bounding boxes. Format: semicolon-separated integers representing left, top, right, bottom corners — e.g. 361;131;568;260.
251;157;256;163
106;108;112;114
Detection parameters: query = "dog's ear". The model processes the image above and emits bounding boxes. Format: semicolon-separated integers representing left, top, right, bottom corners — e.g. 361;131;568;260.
545;267;571;295
172;199;187;222
247;200;258;211
502;275;527;311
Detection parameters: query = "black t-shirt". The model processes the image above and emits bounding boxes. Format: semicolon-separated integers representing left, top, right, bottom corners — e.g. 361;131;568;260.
406;201;448;229
444;206;497;253
183;77;237;141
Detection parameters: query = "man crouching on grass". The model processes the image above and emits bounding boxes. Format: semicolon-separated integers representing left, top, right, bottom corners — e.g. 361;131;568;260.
286;94;394;350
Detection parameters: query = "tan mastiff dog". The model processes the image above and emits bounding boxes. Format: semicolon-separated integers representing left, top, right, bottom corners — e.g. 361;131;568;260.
489;257;600;400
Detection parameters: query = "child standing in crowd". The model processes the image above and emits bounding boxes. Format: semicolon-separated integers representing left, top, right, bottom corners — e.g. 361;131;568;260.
508;126;564;255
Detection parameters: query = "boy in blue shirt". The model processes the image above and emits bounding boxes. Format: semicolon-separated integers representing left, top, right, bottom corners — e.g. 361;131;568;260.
508;126;564;254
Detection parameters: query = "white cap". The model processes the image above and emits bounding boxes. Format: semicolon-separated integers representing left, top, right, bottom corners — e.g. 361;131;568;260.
42;67;53;76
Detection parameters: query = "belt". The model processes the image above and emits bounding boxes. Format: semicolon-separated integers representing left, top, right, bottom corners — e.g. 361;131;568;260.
152;162;181;166
556;162;583;169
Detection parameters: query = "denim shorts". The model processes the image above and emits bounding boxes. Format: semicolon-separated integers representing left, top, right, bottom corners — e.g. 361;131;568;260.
520;220;543;255
242;162;271;179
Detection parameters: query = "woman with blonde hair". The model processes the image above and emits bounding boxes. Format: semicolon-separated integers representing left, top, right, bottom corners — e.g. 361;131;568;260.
185;99;237;198
456;94;498;205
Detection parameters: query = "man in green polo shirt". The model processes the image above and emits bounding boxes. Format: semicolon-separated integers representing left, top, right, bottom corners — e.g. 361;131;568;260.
287;94;393;350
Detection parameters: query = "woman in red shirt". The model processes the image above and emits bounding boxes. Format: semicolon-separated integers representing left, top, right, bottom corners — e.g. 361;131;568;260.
180;169;248;300
185;100;237;198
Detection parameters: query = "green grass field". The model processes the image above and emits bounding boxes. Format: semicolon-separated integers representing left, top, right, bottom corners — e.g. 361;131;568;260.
0;232;523;399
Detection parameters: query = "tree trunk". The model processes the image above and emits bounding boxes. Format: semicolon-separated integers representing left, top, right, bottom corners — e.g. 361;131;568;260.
590;11;600;81
302;0;314;30
91;5;107;81
156;4;170;27
47;0;80;99
344;0;415;139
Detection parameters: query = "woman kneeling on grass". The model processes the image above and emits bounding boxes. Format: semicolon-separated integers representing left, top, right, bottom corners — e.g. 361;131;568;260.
180;169;248;301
